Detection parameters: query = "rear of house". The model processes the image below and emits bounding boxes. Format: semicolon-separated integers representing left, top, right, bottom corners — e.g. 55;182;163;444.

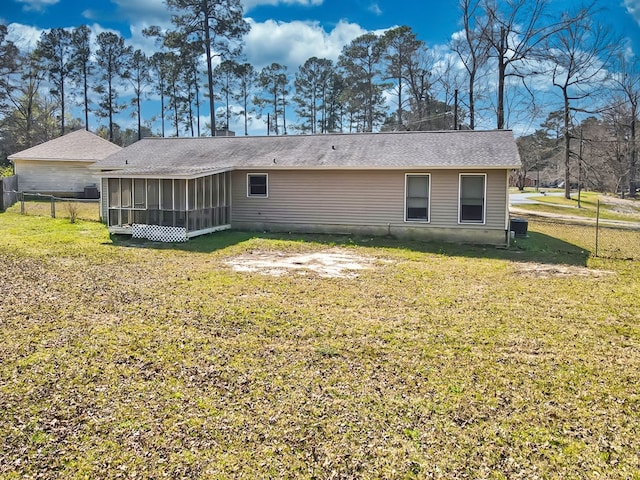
94;130;520;245
231;168;509;244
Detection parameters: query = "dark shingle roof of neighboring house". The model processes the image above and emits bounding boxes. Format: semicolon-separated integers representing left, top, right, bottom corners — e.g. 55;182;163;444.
93;130;521;177
8;129;122;162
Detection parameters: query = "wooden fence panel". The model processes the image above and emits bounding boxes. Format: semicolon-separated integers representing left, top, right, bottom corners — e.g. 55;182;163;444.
0;175;18;211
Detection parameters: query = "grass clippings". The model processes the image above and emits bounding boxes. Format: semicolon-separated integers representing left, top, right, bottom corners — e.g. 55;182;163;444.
0;211;638;479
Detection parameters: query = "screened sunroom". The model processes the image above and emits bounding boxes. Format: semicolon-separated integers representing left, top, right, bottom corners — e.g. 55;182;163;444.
105;171;231;241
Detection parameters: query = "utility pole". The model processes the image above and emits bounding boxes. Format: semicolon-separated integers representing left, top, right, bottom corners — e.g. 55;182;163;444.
454;89;458;130
536;153;540;192
578;129;583;208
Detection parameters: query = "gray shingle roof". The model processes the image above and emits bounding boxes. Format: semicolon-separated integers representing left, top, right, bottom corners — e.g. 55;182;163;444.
93;130;521;176
8;129;122;162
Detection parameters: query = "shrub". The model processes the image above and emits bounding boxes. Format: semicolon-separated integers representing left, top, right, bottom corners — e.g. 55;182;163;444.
66;202;79;224
0;165;13;177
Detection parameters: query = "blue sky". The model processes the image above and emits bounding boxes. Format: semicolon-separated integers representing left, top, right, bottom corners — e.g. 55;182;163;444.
1;0;640;136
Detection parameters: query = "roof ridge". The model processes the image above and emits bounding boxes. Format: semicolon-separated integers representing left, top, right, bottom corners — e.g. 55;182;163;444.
138;129;512;141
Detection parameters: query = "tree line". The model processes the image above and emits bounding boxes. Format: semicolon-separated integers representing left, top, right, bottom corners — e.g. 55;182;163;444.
0;0;638;197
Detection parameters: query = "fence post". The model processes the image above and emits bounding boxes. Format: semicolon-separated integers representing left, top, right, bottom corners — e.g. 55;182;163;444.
51;196;55;218
20;192;25;214
595;200;600;258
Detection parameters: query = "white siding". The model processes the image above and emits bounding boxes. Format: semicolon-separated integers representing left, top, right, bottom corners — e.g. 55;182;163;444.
100;177;109;221
14;160;98;193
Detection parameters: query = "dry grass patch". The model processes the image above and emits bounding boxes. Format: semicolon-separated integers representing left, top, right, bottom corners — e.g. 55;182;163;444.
513;262;616;278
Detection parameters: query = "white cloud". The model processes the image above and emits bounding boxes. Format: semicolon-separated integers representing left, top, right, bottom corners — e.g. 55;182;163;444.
7;5;365;75
110;0;172;27
6;23;43;51
244;18;367;69
242;0;323;10
79;0;172;57
368;3;382;16
127;24;168;56
624;0;640;25
81;0;171;47
15;0;58;12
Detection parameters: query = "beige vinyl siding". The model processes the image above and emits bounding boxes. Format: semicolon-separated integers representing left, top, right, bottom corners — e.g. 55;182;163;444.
233;170;403;228
14;160;98;193
430;170;507;230
232;169;509;231
482;170;509;229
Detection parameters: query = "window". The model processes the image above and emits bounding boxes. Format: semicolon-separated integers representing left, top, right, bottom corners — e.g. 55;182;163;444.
174;180;186;211
147;179;159;209
212;175;219;207
247;173;267;197
197;177;205;209
225;172;232;204
121;179;132;208
459;174;486;223
108;179;120;207
405;174;430;221
161;179;173;210
204;176;212;208
134;179;146;208
187;179;196;210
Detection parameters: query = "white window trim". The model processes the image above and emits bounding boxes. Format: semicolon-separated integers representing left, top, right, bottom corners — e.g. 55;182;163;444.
247;173;268;198
404;173;431;223
458;173;487;225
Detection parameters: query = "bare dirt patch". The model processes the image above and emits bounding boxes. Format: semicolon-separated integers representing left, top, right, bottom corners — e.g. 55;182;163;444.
514;262;615;278
226;248;374;278
600;195;640;217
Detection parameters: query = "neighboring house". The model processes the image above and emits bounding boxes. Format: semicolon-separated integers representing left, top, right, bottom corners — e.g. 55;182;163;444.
509;170;539;189
8;130;122;198
92;130;521;245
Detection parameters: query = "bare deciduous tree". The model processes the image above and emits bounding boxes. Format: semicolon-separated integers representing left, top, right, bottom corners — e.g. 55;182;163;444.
453;0;490;129
544;5;616;198
482;0;571;130
610;54;640;197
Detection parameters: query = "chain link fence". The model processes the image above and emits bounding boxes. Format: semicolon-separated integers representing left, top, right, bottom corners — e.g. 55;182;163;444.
522;215;640;261
10;194;639;261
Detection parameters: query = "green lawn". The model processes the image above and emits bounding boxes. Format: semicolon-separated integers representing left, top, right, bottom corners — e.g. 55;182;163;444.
0;212;638;479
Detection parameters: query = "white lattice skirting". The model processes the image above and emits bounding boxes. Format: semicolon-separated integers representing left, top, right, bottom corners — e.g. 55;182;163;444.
132;224;188;242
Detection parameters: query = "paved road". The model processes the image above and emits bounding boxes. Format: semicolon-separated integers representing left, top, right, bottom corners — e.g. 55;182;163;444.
509;192;640;230
509;191;565;205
